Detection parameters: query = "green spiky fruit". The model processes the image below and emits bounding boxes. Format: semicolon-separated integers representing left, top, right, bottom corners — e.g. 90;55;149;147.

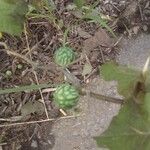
53;83;79;109
54;47;76;67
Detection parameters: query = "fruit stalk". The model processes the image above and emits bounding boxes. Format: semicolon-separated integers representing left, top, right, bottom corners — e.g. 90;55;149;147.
80;88;124;104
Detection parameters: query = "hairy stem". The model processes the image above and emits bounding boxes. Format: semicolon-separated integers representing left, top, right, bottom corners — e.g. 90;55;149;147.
80;89;124;104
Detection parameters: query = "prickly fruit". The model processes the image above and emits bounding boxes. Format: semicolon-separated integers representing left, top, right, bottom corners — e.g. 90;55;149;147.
53;83;79;109
54;47;76;67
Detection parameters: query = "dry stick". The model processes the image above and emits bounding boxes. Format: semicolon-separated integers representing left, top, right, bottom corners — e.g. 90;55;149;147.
113;35;123;47
0;42;36;67
0;42;50;72
24;33;50;55
138;1;144;21
24;24;50;119
0;48;38;68
99;47;105;63
0;118;20;122
0;142;7;146
0;47;56;73
34;71;50;119
59;109;67;116
0;115;80;128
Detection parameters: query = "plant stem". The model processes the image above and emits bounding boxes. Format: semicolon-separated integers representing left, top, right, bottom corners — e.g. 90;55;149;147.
80;89;124;104
63;28;70;47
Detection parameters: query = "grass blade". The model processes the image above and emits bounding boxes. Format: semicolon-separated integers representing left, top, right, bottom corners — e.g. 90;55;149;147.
74;0;85;8
0;83;55;95
84;11;116;37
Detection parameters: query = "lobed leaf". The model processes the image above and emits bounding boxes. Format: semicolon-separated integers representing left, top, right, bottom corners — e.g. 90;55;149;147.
95;100;150;150
0;0;28;36
100;62;141;99
142;93;150;122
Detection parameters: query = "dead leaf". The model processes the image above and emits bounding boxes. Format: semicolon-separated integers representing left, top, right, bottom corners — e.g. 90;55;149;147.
95;28;112;47
21;101;45;117
82;62;92;76
83;28;113;56
122;1;139;20
77;27;92;39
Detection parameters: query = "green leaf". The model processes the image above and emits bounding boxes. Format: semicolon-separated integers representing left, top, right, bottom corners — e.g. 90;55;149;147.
95;100;150;150
0;0;28;36
145;72;150;92
100;62;140;99
74;0;85;8
142;93;150;122
84;10;116;37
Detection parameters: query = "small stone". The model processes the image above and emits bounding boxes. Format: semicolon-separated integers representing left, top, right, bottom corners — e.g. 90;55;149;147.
132;26;140;35
31;140;38;148
143;25;148;32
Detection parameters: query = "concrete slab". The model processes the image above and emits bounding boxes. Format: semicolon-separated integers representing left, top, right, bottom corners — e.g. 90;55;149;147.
118;34;150;70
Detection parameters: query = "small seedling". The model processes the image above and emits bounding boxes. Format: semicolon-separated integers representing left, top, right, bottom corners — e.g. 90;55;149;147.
53;83;79;109
5;70;12;77
17;64;23;70
54;47;76;67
